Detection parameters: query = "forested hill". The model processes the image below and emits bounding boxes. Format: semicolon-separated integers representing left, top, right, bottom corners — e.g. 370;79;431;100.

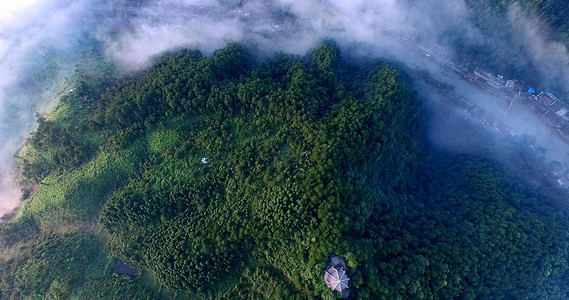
2;42;569;299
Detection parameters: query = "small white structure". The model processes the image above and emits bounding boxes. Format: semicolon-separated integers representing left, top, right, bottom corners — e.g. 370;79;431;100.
324;267;350;292
200;157;208;164
557;177;569;187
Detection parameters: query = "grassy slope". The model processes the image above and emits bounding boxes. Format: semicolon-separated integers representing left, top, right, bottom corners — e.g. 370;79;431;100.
1;59;161;299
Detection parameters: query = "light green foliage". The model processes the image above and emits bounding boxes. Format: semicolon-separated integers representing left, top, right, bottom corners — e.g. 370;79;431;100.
148;129;181;154
20;142;145;231
1;56;154;299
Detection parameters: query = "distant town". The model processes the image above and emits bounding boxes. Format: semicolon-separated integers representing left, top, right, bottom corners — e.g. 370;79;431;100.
390;30;569;188
459;67;569;186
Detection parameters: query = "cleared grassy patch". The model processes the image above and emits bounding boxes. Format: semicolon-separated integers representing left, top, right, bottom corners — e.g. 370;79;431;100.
148;129;181;154
19;139;146;232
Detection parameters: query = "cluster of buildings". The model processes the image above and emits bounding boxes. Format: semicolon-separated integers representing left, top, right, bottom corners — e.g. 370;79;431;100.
467;68;569;188
470;68;569;140
526;91;569;137
472;68;516;91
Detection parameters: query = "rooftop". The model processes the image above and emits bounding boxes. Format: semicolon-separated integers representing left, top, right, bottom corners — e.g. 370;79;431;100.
324;267;350;292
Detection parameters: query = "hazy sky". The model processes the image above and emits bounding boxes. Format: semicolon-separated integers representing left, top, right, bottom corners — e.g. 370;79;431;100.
0;1;39;22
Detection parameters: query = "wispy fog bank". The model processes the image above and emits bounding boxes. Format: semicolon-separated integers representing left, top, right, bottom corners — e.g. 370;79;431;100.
508;6;569;94
104;0;479;68
0;0;101;218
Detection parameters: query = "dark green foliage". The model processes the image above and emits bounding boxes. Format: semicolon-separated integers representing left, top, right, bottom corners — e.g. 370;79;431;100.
218;266;304;299
350;156;569;299
95;42;422;296
0;216;39;249
24;117;90;178
0;233;98;299
95;43;569;298
6;41;569;298
74;276;158;300
0;227;156;299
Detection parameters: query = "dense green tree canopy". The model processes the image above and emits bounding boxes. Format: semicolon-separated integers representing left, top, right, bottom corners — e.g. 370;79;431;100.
2;42;569;299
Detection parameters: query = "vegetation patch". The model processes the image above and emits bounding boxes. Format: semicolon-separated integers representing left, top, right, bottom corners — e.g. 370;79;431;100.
2;42;569;299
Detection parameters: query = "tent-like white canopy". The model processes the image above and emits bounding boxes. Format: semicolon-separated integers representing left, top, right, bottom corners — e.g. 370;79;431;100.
324;267;350;292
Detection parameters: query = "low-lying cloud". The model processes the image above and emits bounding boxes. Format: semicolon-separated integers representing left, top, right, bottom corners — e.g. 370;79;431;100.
0;0;100;219
508;5;569;94
105;0;479;68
